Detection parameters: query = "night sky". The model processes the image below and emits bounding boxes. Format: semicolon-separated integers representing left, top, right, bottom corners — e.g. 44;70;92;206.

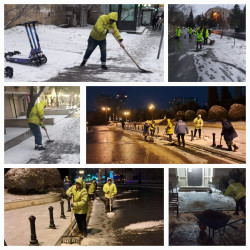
87;86;236;111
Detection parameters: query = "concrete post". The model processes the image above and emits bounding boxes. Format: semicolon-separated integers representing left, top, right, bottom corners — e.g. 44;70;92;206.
212;133;216;147
67;197;71;212
48;206;56;229
191;130;194;141
29;215;39;246
60;200;66;219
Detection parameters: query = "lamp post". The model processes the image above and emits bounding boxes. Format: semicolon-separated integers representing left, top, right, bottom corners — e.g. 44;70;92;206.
148;104;155;121
102;107;110;124
124;111;130;122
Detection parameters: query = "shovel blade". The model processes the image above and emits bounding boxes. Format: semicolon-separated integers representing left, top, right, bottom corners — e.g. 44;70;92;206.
46;140;54;143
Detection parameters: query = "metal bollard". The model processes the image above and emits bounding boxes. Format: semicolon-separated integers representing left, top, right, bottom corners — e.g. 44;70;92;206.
138;125;139;131
141;125;143;131
67;197;71;212
60;200;66;219
212;133;216;147
191;130;194;141
157;127;159;134
48;206;56;229
29;215;39;246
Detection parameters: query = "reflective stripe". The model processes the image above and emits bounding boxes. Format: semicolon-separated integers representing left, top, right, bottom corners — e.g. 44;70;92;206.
235;191;244;200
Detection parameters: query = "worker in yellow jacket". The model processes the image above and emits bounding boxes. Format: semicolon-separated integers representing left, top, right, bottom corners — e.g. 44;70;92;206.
88;179;97;200
28;100;47;150
103;178;117;212
166;119;173;142
224;179;246;215
80;12;124;70
66;177;88;237
193;114;204;138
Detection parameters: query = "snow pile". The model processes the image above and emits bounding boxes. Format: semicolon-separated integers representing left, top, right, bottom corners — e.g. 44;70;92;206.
124;220;164;231
115;198;139;202
5;25;164;82
106;212;115;218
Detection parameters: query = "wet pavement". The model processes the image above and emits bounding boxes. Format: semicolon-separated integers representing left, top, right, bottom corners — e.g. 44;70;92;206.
169;211;245;246
80;185;164;246
168;29;198;82
86;126;193;164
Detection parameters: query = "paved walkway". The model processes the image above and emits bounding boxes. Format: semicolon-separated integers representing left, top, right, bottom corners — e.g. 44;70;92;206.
4;200;71;246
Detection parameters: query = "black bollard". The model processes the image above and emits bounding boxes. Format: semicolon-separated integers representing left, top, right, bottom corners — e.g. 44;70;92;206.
191;130;194;141
48;206;56;229
157;127;159;134
138;125;139;131
60;200;66;219
212;133;216;147
67;197;71;212
29;215;39;246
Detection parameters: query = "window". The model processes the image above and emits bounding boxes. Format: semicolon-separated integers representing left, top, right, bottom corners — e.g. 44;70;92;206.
121;5;135;21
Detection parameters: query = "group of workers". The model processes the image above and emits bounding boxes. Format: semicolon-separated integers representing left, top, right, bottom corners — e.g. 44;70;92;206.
143;115;239;151
63;177;117;238
175;26;210;50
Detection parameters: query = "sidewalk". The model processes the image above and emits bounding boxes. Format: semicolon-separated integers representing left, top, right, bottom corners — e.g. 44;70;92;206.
122;122;246;160
4;199;71;246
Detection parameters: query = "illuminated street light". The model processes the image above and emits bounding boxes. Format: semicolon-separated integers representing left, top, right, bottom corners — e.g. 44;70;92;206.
79;170;84;175
124;111;130;122
102;106;110;124
148;104;155;121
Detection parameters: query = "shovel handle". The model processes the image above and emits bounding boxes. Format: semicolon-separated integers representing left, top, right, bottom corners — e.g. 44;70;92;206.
112;34;141;69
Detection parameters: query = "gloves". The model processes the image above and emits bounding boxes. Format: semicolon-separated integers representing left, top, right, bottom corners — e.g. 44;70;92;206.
119;39;123;43
108;29;115;34
71;203;74;208
120;42;125;49
70;193;74;198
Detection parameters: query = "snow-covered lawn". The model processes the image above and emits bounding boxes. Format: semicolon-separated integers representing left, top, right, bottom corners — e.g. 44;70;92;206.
187;33;246;81
4;25;164;82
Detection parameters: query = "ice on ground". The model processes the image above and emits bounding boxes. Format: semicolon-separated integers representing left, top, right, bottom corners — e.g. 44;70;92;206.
124;220;164;231
115;198;139;202
106;212;115;218
5;25;164;82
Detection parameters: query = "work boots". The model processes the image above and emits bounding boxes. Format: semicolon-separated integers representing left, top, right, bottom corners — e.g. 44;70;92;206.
101;62;108;70
80;60;87;67
38;145;46;150
227;145;232;151
233;145;239;151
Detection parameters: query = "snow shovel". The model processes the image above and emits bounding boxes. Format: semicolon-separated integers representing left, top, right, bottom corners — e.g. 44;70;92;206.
216;135;223;149
112;34;152;73
201;130;209;141
44;128;54;143
106;192;115;218
208;38;215;45
62;197;81;244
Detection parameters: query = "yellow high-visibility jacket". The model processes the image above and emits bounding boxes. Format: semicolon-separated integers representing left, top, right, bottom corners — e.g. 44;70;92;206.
90;12;122;41
193;117;203;129
66;177;88;214
88;181;96;195
166;119;173;135
103;182;117;198
224;182;246;201
28;101;46;127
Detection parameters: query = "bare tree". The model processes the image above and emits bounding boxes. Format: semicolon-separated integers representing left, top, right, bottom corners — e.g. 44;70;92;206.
4;5;35;29
26;86;45;118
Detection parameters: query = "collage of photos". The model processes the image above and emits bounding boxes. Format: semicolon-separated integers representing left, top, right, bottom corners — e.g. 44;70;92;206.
3;2;247;248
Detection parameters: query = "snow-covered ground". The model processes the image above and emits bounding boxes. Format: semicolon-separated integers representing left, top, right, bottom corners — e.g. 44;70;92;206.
186;33;246;81
4;114;80;164
4;25;164;82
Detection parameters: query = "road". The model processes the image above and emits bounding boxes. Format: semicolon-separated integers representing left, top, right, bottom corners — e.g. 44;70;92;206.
86;126;235;164
168;29;198;82
80;184;164;246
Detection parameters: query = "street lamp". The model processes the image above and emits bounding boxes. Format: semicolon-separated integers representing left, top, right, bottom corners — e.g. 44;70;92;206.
124;111;130;122
102;107;110;124
148;104;155;121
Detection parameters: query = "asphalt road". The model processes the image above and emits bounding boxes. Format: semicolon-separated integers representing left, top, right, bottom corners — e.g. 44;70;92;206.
168;29;198;82
81;185;164;246
87;126;193;164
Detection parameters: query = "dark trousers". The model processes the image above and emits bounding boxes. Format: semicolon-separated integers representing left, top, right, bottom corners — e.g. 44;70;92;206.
75;213;87;234
189;34;192;38
88;194;95;200
168;134;172;142
83;36;106;63
194;129;201;138
29;123;42;145
204;38;208;44
236;197;246;214
177;134;185;147
150;130;155;136
196;41;202;49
